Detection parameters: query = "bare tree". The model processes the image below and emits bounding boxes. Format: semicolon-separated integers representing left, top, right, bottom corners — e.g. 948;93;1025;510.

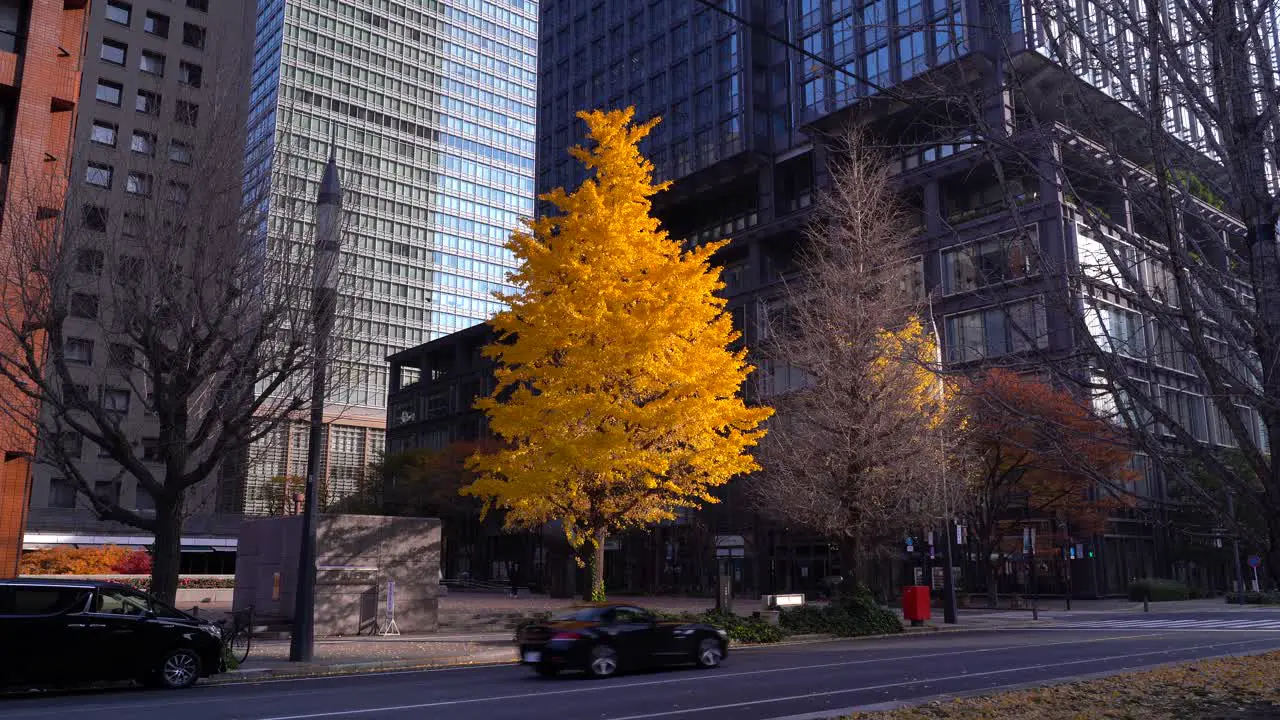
749;131;965;594
0;59;335;602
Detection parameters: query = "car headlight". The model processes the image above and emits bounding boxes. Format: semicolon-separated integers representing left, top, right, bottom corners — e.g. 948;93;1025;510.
201;623;223;640
716;629;727;637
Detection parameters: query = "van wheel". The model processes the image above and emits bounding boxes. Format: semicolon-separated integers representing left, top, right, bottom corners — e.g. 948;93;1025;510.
155;648;202;689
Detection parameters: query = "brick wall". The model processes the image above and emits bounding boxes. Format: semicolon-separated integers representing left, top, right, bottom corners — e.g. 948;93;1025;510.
0;0;87;577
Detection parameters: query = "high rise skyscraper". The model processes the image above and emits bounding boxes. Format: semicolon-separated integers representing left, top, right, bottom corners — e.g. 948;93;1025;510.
242;0;538;513
19;0;253;570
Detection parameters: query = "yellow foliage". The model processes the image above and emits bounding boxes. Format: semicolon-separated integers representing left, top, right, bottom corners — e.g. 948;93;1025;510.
464;107;772;563
873;316;958;431
20;545;133;575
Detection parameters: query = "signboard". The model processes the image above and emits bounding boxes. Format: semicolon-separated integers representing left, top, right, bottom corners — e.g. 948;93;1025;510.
272;572;281;601
1248;555;1262;568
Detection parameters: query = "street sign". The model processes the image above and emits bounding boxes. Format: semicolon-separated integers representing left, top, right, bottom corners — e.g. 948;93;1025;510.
1248;555;1262;568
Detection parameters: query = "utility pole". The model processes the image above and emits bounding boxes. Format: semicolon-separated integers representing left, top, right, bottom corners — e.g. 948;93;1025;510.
1227;491;1246;607
289;141;344;663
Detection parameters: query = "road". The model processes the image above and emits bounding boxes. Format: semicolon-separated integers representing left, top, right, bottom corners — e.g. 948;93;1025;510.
4;618;1280;720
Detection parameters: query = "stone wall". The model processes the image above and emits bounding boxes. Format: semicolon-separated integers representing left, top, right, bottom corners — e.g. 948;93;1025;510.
235;514;441;636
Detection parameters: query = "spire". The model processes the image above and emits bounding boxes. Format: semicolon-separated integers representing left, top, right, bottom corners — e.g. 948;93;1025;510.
317;129;342;206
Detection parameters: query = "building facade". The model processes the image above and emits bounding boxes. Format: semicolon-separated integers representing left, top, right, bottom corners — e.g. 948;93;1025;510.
0;0;88;577
382;0;1257;598
241;0;537;515
20;0;253;572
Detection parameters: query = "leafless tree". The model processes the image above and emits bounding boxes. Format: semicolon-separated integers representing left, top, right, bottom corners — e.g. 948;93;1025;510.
748;131;967;594
0;59;346;602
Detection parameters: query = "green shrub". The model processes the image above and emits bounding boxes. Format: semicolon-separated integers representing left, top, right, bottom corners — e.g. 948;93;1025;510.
1225;591;1280;605
697;610;785;644
1128;578;1190;602
780;596;902;637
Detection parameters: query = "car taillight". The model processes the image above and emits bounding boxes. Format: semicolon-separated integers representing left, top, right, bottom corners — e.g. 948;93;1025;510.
551;632;582;642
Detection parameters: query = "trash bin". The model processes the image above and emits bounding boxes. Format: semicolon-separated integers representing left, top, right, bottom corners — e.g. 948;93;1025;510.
902;585;931;626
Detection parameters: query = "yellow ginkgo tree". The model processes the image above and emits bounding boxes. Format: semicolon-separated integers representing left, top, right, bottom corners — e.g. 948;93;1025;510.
463;108;773;601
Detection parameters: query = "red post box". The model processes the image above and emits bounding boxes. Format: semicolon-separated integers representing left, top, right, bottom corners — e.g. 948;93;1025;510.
902;585;931;625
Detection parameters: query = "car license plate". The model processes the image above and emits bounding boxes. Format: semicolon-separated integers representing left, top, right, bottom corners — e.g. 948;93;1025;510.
523;651;541;663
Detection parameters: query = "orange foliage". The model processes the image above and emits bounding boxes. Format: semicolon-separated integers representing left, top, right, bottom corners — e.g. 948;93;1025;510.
962;369;1135;538
19;545;141;575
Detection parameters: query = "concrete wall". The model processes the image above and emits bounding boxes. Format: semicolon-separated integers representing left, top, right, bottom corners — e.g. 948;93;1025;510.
235;514;441;636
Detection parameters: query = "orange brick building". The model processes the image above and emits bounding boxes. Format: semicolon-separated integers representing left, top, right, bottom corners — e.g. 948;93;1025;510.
0;0;86;578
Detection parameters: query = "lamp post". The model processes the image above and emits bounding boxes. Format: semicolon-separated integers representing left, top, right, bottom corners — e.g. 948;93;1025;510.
927;298;958;624
289;143;343;663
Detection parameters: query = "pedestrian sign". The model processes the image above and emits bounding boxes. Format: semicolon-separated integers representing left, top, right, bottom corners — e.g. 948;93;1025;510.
1248;555;1262;568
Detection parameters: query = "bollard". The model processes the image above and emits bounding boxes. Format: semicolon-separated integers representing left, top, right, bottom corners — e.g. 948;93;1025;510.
1143;592;1150;613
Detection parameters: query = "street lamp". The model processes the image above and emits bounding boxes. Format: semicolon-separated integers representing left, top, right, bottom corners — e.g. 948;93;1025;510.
927;297;958;624
289;142;343;663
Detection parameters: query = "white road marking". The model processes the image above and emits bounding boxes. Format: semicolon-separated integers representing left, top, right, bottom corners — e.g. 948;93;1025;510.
1060;618;1280;631
603;637;1279;720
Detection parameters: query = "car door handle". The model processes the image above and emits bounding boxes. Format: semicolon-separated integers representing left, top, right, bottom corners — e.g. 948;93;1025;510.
67;623;86;629
88;623;107;628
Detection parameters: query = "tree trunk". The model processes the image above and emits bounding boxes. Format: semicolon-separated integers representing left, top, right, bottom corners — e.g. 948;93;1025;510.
149;493;185;605
1267;509;1280;590
587;529;607;602
838;535;865;597
984;559;1000;608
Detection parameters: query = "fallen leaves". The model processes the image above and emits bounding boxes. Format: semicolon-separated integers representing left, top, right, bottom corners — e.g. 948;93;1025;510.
843;651;1280;719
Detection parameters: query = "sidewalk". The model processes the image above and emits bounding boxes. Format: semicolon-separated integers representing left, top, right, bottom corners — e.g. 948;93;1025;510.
215;632;519;683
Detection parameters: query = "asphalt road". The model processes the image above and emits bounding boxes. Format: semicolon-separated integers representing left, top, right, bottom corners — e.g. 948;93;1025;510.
4;626;1280;720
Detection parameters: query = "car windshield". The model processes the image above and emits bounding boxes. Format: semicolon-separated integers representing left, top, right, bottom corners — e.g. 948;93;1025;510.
551;607;609;622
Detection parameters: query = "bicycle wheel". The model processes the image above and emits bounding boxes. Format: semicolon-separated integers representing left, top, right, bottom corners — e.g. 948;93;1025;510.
230;627;252;664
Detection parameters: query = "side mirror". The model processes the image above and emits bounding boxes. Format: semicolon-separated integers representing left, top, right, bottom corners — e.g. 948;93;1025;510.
143;609;157;620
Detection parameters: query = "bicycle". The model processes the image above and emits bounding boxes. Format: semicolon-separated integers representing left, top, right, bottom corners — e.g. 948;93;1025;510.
217;605;254;665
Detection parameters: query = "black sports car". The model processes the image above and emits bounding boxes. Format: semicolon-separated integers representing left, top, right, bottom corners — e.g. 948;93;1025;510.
516;604;728;678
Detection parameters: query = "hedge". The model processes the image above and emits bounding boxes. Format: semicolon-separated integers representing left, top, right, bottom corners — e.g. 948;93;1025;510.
1127;577;1190;602
779;595;903;637
1225;591;1280;605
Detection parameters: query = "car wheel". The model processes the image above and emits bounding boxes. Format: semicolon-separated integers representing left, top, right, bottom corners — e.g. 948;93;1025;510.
587;644;618;678
156;648;202;690
695;637;724;669
534;664;559;678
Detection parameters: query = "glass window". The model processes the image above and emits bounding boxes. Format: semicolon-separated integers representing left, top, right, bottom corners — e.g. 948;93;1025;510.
144;11;169;37
102;388;130;413
131;130;155;155
76;249;104;275
90;120;117;146
864;45;891;91
175;100;198;126
140;50;165;75
70;293;99;318
898;29;928;80
100;38;127;65
135;486;156;512
126;172;152;196
65;337;93;363
186;0;208;11
95;79;123;106
105;1;131;26
91;588;150;616
85;162;113;188
5;587;89;614
863;0;887;47
93;481;120;505
168;141;191;165
179;61;202;87
136;90;160;115
82;205;108;231
46;479;78;509
183;22;206;49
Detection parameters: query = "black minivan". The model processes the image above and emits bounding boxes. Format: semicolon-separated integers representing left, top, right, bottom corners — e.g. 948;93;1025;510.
0;579;225;690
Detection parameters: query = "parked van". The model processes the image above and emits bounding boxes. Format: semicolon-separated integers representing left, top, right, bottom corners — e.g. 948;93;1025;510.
0;579;225;690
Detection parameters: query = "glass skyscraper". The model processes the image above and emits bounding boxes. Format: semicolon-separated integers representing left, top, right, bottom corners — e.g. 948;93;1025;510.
241;0;537;513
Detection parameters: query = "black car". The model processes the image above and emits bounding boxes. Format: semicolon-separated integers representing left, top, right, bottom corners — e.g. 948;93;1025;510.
0;579;225;690
516;604;727;678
